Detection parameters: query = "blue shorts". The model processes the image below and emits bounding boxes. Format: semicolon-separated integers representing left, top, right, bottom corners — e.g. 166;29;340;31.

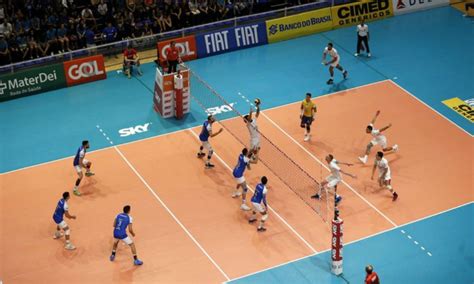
301;116;314;127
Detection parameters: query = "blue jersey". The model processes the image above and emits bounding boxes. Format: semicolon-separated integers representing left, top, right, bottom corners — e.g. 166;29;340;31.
73;146;85;166
114;213;132;239
233;154;249;178
251;183;267;204
52;199;68;224
199;121;211;142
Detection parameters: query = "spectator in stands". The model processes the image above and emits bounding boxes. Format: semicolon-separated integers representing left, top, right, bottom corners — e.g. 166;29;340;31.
102;21;118;57
84;25;96;48
76;20;87;48
189;0;201;25
0;18;13;38
57;23;70;52
45;24;58;55
67;22;79;50
127;0;137;13
365;265;380;284
199;0;209;23
123;45;142;78
0;33;11;65
165;40;180;73
180;2;192;27
81;6;96;28
161;11;172;32
26;29;41;59
97;0;109;24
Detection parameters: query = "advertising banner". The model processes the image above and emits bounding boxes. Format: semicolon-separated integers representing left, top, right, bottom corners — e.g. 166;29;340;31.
0;63;66;101
63;55;107;86
331;0;393;28
265;8;333;43
157;36;198;62
195;22;268;58
393;0;449;14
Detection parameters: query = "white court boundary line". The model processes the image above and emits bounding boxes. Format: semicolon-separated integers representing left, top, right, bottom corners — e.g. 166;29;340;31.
113;145;230;281
225;201;473;283
388;80;473;137
0;79;389;176
188;129;318;254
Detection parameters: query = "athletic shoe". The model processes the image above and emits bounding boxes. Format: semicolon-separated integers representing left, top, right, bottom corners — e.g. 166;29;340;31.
53;231;63;239
232;191;242;198
110;254;115;261
311;194;320;199
65;243;76;250
248;218;257;224
240;204;251;211
257;227;267;232
368;53;371;57
335;195;343;204
205;163;215;169
393;144;399;152
343;71;348;79
304;135;310;142
392;192;398;201
137;71;143;76
326;79;334;85
85;171;95;177
197;152;205;158
134;259;144;266
73;190;81;196
354;53;359;57
358;156;367;164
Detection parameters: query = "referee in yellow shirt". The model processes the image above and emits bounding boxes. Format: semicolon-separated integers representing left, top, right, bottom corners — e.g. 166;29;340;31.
300;93;317;142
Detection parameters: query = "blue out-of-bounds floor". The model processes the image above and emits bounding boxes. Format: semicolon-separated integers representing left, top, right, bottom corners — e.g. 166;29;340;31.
0;6;473;283
229;203;474;284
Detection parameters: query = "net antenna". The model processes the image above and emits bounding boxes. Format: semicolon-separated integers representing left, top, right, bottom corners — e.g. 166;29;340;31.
184;63;331;223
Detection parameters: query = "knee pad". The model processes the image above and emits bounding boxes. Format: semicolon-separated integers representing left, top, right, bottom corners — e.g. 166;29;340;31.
208;150;214;157
386;185;393;190
242;184;248;193
65;229;70;236
261;214;268;221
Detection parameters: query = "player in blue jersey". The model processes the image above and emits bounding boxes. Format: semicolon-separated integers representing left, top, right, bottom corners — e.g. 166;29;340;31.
197;115;223;169
52;192;77;250
232;148;257;211
110;205;143;265
73;140;95;196
249;176;269;232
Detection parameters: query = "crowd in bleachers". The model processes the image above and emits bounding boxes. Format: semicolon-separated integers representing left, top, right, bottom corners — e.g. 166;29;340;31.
0;0;312;66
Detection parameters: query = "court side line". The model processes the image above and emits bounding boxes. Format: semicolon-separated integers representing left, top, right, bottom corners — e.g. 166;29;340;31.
258;110;398;227
188;129;318;254
113;145;231;281
225;201;473;283
0;80;389;176
388;80;472;137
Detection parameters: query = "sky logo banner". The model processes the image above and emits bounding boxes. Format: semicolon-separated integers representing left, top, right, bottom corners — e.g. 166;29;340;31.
195;22;268;58
331;0;393;28
0;63;66;101
265;8;332;43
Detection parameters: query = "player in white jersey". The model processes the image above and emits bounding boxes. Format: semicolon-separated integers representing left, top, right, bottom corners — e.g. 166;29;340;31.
322;43;348;85
359;110;399;164
311;154;356;205
371;151;398;201
243;99;261;162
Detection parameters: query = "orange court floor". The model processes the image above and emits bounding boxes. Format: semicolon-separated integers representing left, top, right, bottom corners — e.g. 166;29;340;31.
1;81;471;283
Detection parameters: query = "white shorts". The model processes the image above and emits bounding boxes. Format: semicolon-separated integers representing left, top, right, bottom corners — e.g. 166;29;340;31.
379;172;391;181
201;141;212;151
57;220;68;229
116;236;133;245
235;176;245;184
325;175;341;189
250;137;260;150
330;59;340;67
370;136;387;149
74;159;89;173
252;202;266;213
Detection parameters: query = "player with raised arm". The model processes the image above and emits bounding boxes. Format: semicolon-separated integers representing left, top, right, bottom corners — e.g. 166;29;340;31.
52;192;77;250
232;148;257;211
371;151;398;201
197;115;223;169
359;110;398;164
73;140;94;196
300;93;317;142
249;176;269;232
322;43;348;85
243;98;261;162
110;205;143;266
311;154;356;205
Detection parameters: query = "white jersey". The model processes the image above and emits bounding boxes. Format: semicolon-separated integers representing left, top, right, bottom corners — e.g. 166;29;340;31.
324;47;339;60
329;159;341;181
247;118;259;140
376;158;391;179
369;123;386;142
357;24;369;37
